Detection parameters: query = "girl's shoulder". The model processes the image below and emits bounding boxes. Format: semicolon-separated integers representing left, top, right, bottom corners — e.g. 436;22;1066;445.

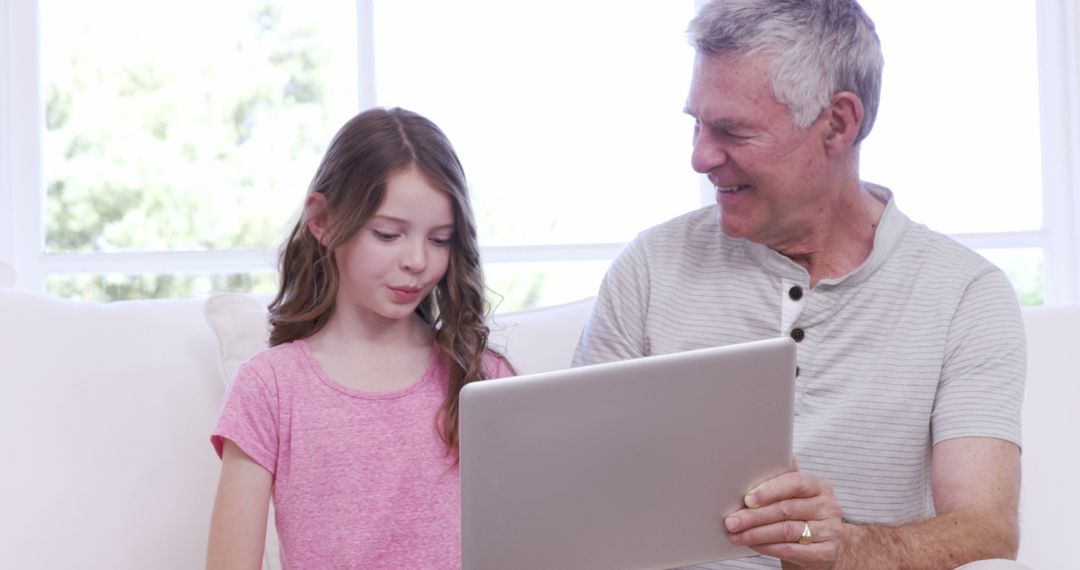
236;340;312;380
222;341;312;408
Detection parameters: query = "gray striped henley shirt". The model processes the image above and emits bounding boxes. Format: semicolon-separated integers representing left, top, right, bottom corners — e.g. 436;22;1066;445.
572;184;1026;570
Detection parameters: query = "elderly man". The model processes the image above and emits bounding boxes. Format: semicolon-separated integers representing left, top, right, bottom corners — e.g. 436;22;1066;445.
572;1;1027;568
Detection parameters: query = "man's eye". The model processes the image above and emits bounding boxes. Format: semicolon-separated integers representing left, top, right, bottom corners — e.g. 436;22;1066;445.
720;129;748;140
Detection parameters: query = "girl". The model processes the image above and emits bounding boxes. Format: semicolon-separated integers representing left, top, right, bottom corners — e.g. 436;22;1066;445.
206;107;514;569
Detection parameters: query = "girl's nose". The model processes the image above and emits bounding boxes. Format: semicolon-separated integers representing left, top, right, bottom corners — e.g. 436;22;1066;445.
401;240;427;273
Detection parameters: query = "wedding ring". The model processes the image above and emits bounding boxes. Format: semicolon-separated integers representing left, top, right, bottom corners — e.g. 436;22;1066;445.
798;521;813;545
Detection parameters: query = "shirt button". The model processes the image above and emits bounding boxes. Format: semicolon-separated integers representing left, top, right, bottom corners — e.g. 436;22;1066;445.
788;286;803;301
791;328;805;342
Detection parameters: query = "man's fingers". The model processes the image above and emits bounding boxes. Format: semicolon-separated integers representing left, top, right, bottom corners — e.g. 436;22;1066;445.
729;519;832;547
726;497;818;533
744;471;829;510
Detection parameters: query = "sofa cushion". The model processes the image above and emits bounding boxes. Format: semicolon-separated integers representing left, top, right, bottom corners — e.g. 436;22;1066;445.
0;290;223;570
1016;305;1080;569
204;293;271;386
487;297;594;375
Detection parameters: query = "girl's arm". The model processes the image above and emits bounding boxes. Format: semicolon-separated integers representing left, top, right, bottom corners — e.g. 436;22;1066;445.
206;439;273;570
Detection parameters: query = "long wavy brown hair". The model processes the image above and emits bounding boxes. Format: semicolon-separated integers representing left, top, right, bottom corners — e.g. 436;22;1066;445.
268;107;494;452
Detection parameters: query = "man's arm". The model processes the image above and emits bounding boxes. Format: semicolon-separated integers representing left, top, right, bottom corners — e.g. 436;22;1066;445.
836;436;1019;568
724;436;1020;570
572;237;652;366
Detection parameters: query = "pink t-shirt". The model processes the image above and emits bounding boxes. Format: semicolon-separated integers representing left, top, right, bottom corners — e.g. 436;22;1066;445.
212;339;514;570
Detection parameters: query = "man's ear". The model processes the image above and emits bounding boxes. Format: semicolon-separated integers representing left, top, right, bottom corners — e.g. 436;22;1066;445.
822;91;864;155
304;193;332;246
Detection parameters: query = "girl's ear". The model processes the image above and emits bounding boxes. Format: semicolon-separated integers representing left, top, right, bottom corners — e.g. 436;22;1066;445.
304;193;332;246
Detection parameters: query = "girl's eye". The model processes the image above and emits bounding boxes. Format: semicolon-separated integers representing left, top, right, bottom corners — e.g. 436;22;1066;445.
373;230;397;241
430;237;452;247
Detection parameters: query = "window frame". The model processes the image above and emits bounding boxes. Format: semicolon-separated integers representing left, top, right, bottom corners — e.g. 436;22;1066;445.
1;0;1078;304
1034;0;1080;305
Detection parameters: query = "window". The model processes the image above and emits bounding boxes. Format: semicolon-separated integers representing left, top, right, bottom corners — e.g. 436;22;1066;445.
29;0;358;300
2;0;1077;308
42;1;359;255
859;0;1059;305
370;0;699;308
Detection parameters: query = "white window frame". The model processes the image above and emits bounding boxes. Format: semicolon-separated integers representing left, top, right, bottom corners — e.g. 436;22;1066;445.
2;0;1078;304
1033;0;1080;304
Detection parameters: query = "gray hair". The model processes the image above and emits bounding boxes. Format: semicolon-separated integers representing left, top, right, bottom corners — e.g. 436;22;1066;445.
688;0;884;143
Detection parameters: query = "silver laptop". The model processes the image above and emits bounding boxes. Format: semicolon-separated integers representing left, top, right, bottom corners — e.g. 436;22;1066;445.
459;337;796;570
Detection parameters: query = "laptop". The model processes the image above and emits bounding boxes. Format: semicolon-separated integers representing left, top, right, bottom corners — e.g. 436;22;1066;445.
459;337;797;570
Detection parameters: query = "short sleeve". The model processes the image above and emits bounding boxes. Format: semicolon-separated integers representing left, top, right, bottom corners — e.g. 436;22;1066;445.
933;268;1026;447
572;236;652;366
211;357;281;474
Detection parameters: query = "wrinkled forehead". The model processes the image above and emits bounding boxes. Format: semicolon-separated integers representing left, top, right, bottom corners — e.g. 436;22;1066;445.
687;52;777;107
685;51;800;134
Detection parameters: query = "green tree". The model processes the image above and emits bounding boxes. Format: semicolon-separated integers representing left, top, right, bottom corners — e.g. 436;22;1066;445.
42;1;352;300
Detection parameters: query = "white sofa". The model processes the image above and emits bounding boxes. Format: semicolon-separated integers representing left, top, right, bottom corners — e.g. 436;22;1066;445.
0;283;1075;569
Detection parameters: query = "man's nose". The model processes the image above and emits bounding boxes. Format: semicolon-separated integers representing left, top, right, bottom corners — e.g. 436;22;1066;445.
691;132;727;174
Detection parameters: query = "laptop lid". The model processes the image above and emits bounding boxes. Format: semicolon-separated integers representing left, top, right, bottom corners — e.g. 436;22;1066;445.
459;337;796;570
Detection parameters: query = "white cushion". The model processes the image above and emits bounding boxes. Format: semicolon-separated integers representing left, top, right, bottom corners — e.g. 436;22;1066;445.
1016;305;1080;569
488;297;594;375
0;290;222;570
204;293;271;385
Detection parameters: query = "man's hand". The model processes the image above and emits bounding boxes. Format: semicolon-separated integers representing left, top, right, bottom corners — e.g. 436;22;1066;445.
723;438;1020;569
724;460;845;569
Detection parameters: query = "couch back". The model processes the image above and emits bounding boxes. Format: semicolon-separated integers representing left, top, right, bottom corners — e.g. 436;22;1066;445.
0;289;1074;569
0;291;225;569
1015;305;1080;569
